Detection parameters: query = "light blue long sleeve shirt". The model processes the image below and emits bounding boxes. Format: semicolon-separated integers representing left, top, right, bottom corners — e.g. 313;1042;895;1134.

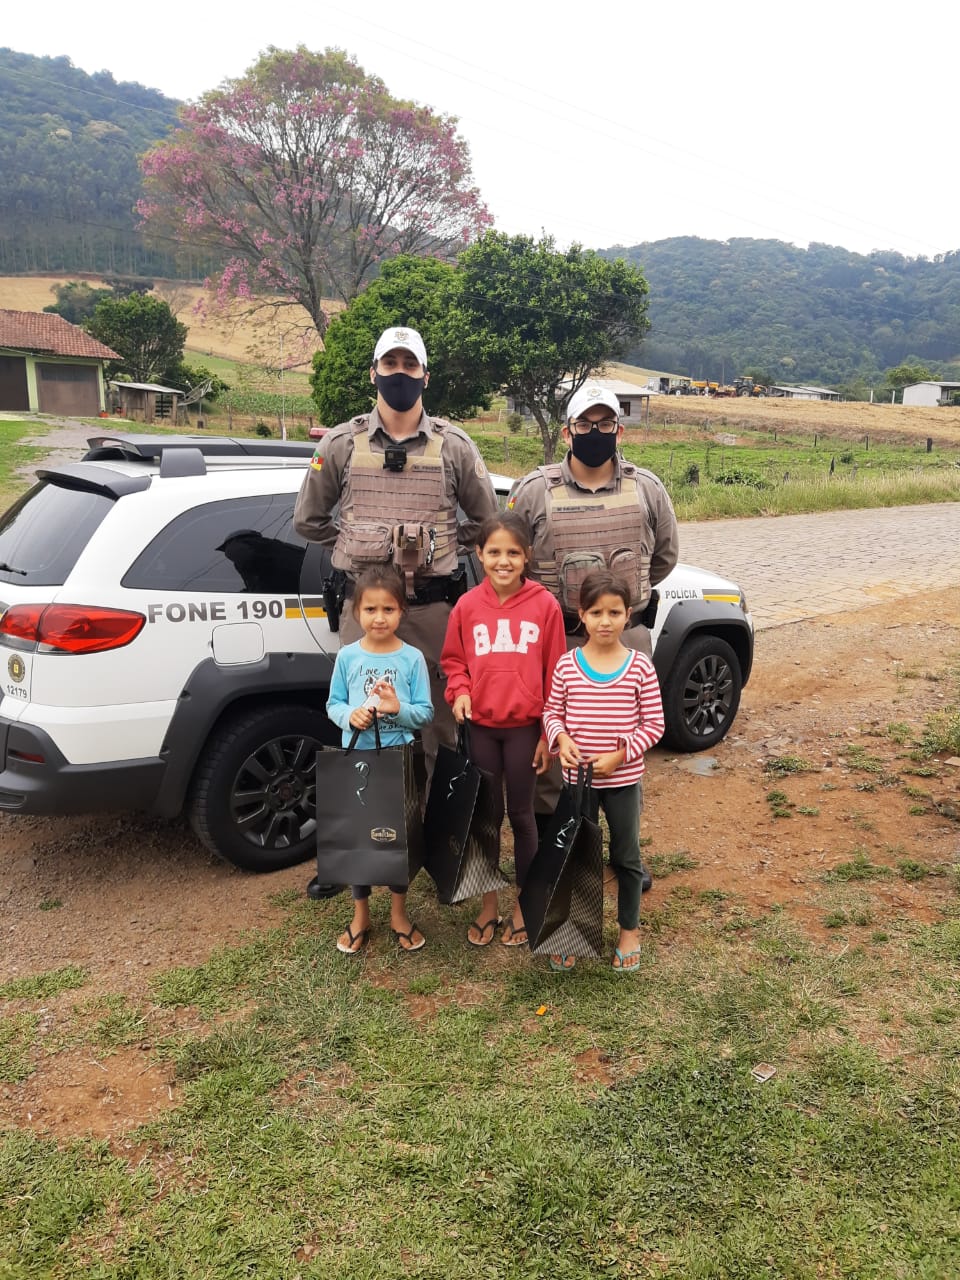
326;640;434;748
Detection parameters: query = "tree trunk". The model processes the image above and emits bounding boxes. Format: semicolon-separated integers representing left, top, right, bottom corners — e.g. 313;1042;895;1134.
530;404;560;464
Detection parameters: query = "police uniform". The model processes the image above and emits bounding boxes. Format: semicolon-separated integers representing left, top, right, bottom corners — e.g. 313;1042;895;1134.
508;452;679;657
293;405;497;770
509;451;678;821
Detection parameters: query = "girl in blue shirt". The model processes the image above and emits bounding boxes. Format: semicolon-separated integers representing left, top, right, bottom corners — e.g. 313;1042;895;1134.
326;568;433;954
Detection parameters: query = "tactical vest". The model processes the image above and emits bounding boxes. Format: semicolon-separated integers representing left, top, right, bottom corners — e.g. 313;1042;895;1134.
333;420;460;595
534;462;653;616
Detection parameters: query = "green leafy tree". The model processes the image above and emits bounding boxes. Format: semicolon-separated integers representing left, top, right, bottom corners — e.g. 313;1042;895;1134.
164;360;229;400
44;281;114;325
449;233;650;462
311;255;491;424
85;293;187;383
884;361;933;391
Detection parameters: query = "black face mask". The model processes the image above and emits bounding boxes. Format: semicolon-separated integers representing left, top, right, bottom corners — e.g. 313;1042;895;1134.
569;428;619;468
374;372;425;413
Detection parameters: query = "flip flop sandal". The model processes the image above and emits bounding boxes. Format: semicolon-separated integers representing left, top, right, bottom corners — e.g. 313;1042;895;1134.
392;923;426;952
336;924;370;955
467;915;503;948
500;920;528;948
548;954;576;971
612;947;642;973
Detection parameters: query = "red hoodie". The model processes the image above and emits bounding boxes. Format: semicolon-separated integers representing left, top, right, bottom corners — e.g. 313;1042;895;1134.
441;578;566;729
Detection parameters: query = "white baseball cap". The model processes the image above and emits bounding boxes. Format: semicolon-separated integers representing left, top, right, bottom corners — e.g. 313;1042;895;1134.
373;326;428;369
566;384;621;422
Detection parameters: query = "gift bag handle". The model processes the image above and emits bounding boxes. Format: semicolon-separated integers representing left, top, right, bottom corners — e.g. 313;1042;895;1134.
345;708;382;756
573;762;593;817
456;720;473;760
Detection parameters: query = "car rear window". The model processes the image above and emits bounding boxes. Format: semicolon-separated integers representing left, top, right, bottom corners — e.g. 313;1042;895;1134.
0;481;114;586
122;495;307;593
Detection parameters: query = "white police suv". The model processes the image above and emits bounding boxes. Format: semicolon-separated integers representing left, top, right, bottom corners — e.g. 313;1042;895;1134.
0;435;753;872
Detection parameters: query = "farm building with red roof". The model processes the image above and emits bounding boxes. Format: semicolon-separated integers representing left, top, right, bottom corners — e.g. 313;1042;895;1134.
0;309;119;416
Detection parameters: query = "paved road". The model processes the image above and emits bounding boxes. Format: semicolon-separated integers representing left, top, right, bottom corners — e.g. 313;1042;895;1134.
679;502;960;630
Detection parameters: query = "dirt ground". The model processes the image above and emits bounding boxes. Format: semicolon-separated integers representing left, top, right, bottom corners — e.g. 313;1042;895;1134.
3;588;952;992
2;588;959;1142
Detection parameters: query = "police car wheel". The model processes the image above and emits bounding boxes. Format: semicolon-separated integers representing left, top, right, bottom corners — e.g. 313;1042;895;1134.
660;634;742;752
188;704;328;872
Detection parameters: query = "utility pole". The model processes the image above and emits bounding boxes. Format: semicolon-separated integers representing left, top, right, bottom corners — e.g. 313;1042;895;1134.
279;335;287;441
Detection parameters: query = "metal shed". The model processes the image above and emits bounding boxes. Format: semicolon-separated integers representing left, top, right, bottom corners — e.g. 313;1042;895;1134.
111;381;182;424
902;381;960;407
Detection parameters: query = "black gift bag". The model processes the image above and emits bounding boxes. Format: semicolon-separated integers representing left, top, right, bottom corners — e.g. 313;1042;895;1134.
519;764;604;958
423;723;509;905
315;712;423;888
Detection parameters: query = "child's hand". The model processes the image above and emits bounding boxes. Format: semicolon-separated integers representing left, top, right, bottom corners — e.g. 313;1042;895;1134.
452;694;472;724
372;680;400;715
349;706;374;731
589;749;626;779
557;733;583;771
532;738;550;774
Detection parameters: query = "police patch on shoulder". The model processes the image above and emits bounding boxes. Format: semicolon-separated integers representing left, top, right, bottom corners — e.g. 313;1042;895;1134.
474;457;487;478
310;450;323;471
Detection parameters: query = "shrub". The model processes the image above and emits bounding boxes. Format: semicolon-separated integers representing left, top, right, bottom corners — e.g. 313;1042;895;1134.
713;466;766;489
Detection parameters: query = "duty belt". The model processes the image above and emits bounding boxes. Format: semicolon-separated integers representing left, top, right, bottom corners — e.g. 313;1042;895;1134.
345;571;465;607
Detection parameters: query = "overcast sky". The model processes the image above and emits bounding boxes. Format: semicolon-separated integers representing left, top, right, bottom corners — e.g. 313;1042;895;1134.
7;0;957;259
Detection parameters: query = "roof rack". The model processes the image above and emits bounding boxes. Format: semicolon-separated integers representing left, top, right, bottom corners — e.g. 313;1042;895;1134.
83;433;315;463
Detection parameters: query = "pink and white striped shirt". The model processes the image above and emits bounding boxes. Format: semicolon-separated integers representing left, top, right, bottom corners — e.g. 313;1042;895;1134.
542;648;665;788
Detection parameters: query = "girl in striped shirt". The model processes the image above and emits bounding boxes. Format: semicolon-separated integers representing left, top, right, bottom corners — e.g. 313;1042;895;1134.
541;570;665;972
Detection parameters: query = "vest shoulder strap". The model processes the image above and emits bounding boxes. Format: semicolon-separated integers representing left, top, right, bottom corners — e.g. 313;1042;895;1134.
538;463;566;489
351;422;443;462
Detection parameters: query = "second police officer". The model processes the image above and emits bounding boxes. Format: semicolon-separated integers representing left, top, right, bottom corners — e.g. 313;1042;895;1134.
507;382;680;886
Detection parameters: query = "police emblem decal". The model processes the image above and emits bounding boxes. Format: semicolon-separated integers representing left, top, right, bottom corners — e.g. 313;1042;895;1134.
7;654;25;683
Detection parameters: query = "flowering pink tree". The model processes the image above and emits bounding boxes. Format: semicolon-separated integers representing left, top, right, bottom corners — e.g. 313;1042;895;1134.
138;47;492;335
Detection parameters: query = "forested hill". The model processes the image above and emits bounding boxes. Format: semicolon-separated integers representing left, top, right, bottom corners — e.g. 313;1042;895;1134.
0;48;197;278
604;237;960;389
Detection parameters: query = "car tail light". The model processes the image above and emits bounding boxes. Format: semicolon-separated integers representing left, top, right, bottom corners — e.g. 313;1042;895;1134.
0;604;146;654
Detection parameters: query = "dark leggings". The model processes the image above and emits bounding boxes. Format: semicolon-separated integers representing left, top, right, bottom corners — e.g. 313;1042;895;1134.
351;885;406;899
467;721;541;888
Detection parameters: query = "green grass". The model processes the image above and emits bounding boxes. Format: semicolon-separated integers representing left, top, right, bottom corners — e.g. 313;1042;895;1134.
0;419;49;505
619;427;960;520
4;892;960;1275
646;849;698;877
823;849;893;883
913;707;960;759
0;965;86;1001
0;1012;38;1083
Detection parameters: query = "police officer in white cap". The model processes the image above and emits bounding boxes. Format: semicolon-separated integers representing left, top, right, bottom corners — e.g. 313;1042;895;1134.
294;326;498;896
507;383;679;888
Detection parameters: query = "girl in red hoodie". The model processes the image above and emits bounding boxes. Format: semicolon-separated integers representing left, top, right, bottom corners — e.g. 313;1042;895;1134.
441;513;566;948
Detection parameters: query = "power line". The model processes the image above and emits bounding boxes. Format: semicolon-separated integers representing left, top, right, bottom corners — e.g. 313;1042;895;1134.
3;42;948;256
316;6;950;257
0;60;180;123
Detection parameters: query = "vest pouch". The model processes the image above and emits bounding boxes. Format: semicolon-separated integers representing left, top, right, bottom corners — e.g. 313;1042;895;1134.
558;551;605;613
608;547;642;601
392;523;433;572
343;522;394;565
